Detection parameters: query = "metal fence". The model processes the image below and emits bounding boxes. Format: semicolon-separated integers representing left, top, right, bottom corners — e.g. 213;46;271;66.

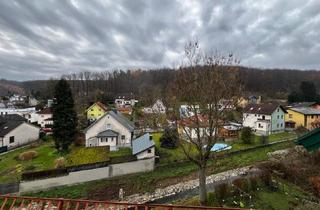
0;195;246;210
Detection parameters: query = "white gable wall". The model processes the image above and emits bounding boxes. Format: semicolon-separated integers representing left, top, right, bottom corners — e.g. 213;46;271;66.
2;123;40;149
85;113;132;148
136;146;155;160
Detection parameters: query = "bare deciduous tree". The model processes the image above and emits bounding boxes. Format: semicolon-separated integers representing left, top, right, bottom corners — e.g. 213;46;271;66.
169;41;242;204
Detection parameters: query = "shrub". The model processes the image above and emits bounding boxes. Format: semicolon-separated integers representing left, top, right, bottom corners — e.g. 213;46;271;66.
260;171;272;187
207;192;215;206
233;178;249;192
249;176;259;191
160;127;179;149
24;164;36;172
74;133;85;146
19;151;38;161
259;135;269;145
240;127;253;144
309;176;320;197
54;157;66;169
215;183;229;204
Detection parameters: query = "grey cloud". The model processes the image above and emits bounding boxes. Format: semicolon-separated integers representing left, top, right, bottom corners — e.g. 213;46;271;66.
0;0;319;80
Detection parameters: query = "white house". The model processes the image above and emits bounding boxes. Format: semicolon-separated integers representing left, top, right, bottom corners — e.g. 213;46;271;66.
36;107;53;128
142;99;166;114
0;107;38;123
132;133;155;160
243;103;287;135
0;115;40;150
179;104;200;118
115;95;138;108
84;110;135;151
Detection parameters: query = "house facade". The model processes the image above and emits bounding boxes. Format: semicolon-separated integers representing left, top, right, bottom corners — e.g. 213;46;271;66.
243;103;286;135
84;110;135;151
37;107;53;128
142;99;166;114
0;115;40;150
132;133;155;160
285;107;320;130
86;102;108;122
115;95;138;108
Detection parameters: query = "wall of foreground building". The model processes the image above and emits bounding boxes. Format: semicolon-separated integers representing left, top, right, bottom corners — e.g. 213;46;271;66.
19;158;155;193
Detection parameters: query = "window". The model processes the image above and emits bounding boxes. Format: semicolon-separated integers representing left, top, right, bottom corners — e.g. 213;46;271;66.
281;115;284;119
281;123;283;127
106;124;111;129
312;115;314;119
9;136;14;143
277;115;279;119
277;123;279;128
277;108;280;112
99;109;101;111
121;135;125;140
91;114;94;116
289;114;293;118
148;149;152;153
91;109;94;111
258;123;262;128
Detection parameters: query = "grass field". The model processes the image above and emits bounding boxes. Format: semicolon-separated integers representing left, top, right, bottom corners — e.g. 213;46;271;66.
0;140;130;183
25;141;294;200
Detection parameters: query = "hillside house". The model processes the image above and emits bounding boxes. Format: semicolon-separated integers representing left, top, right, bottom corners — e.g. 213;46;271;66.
115;95;138;108
132;133;155;160
0;114;40;151
178;115;214;141
37;107;53;128
285;107;320;130
86;102;108;122
0;107;37;123
243;103;286;135
84;110;135;151
142;99;166;114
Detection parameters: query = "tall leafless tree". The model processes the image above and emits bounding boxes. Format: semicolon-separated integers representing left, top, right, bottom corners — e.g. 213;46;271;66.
169;41;242;204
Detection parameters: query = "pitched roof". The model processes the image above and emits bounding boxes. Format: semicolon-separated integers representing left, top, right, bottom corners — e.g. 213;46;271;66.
243;103;287;115
296;127;320;151
97;129;119;137
0;114;28;137
0;114;27;123
84;110;134;132
288;102;318;108
289;107;320;115
132;133;155;155
0;121;24;137
86;102;108;112
37;107;52;114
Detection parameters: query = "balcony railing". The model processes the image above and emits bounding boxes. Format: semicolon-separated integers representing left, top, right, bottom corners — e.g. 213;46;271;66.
0;195;246;210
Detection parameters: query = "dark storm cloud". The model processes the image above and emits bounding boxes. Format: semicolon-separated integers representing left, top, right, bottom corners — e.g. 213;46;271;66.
0;0;319;80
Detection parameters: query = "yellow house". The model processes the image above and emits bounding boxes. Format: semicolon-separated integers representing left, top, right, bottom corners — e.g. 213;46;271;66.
285;107;320;130
86;102;108;122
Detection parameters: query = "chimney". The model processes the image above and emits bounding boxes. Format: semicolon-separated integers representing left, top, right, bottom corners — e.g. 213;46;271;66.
149;134;153;141
112;109;118;114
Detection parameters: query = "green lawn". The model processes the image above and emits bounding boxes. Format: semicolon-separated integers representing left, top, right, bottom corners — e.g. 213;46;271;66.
229;131;297;151
0;140;131;183
153;132;192;165
25;141;294;200
0;141;60;183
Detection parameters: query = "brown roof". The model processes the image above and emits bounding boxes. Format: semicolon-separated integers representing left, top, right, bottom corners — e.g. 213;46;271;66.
95;102;108;111
37;107;52;114
243;103;287;115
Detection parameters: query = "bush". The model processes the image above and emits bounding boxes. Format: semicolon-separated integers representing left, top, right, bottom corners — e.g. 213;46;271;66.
309;176;320;197
54;157;66;169
249;176;259;191
259;135;269;145
232;178;249;192
19;151;38;161
24;164;36;172
215;183;229;204
160;127;179;149
74;134;85;146
240;127;253;144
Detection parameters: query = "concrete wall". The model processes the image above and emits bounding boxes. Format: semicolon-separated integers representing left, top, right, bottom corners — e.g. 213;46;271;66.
19;158;155;193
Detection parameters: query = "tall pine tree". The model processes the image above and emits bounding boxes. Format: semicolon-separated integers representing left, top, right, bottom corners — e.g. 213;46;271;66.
52;79;78;152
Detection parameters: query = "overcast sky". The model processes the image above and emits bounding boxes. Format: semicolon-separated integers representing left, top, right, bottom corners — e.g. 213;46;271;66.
0;0;320;80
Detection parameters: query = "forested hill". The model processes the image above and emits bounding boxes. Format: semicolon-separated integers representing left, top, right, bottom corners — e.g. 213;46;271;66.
1;67;320;101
